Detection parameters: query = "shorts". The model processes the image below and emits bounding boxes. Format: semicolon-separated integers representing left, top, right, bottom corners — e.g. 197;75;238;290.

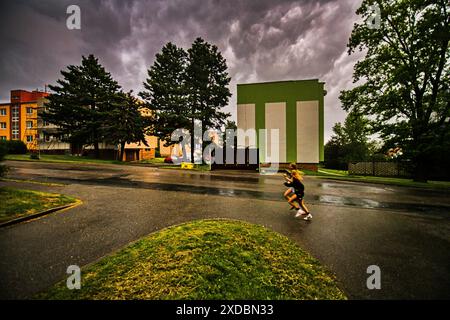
295;192;304;200
288;187;295;193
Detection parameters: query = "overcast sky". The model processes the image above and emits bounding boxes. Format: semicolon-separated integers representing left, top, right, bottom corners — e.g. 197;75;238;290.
0;0;365;142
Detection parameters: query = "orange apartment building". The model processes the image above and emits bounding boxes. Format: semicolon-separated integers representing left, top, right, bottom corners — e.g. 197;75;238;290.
0;89;49;150
0;89;173;161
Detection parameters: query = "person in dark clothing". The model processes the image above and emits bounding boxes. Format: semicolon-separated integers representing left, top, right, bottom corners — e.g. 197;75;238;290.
283;163;304;209
284;170;312;220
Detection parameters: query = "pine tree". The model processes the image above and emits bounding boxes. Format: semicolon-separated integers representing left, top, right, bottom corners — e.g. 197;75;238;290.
140;39;232;163
43;54;121;158
185;38;231;163
104;91;149;161
139;42;190;152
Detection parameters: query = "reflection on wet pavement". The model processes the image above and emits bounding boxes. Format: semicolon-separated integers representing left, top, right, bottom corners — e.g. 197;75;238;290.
11;173;450;218
7;161;450;218
318;182;389;194
314;195;450;217
316;195;382;208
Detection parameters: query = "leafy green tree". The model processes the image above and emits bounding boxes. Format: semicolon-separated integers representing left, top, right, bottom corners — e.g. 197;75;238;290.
185;38;231;162
325;111;375;169
139;43;190;149
340;0;450;182
43;54;121;158
104;91;148;161
324;139;347;170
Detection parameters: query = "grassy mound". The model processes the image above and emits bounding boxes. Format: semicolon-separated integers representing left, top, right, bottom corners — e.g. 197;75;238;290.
0;187;78;224
40;219;346;300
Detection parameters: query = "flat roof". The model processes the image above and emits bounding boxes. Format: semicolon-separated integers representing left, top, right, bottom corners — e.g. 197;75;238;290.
237;79;325;86
0;101;40;105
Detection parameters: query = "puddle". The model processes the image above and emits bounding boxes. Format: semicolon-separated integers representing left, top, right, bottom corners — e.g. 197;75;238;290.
313;194;450;217
318;182;388;194
316;195;382;209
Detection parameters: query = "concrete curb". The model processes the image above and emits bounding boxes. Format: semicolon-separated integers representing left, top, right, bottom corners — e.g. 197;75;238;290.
0;201;81;229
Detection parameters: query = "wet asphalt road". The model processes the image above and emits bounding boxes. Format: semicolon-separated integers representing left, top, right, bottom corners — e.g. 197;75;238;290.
0;160;449;299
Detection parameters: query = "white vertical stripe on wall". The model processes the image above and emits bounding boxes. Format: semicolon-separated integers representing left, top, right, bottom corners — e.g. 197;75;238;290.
237;104;256;148
297;101;319;163
265;102;286;163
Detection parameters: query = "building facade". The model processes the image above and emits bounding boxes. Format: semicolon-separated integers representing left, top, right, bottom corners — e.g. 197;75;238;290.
0;89;49;150
0;89;160;161
237;79;325;170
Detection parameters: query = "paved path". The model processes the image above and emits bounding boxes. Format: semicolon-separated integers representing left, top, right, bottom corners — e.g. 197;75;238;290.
1;160;449;299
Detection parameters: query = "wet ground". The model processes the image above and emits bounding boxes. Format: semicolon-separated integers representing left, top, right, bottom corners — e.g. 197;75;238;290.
0;160;449;299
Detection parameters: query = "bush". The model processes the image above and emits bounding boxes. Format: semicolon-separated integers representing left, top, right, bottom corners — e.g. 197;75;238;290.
30;153;40;160
0;164;8;177
0;142;7;161
324;159;348;171
0;140;27;154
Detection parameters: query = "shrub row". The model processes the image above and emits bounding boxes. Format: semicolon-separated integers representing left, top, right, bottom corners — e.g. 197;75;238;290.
0;140;28;154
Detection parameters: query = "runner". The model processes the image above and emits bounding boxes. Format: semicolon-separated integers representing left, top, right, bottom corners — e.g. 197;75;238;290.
284;168;312;220
283;163;303;210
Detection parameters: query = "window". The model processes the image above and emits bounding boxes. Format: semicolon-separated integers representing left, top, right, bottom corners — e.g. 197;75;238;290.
12;106;19;121
0;136;6;140
26;121;33;129
0;109;6;116
26;107;33;114
0;122;6;129
12;124;19;139
26;135;33;142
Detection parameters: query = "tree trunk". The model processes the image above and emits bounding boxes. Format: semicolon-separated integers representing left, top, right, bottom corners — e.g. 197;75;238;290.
94;141;100;159
413;154;428;183
201;122;205;165
191;118;195;163
182;143;188;162
120;141;126;162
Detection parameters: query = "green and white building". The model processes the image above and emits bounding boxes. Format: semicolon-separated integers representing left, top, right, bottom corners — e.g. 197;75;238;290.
237;79;325;170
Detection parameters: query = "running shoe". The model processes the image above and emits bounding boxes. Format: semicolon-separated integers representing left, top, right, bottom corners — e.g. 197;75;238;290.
295;209;306;217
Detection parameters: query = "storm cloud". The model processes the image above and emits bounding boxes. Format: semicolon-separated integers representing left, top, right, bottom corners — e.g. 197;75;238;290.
0;0;364;141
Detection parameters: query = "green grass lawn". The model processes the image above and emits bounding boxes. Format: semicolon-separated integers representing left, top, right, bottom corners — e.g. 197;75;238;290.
159;164;211;171
138;157;166;164
304;168;450;190
328;175;450;189
318;168;348;176
5;154;125;165
0;187;78;224
38;219;346;300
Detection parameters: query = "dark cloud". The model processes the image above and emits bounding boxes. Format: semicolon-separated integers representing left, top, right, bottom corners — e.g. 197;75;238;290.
0;0;363;141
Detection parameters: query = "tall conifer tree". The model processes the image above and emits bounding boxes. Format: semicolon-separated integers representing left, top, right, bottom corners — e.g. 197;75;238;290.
44;54;121;157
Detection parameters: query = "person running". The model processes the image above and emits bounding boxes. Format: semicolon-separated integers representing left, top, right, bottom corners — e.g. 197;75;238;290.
283;163;304;209
284;169;312;220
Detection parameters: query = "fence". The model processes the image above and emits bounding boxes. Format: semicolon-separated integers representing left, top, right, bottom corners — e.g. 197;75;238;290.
348;161;411;177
